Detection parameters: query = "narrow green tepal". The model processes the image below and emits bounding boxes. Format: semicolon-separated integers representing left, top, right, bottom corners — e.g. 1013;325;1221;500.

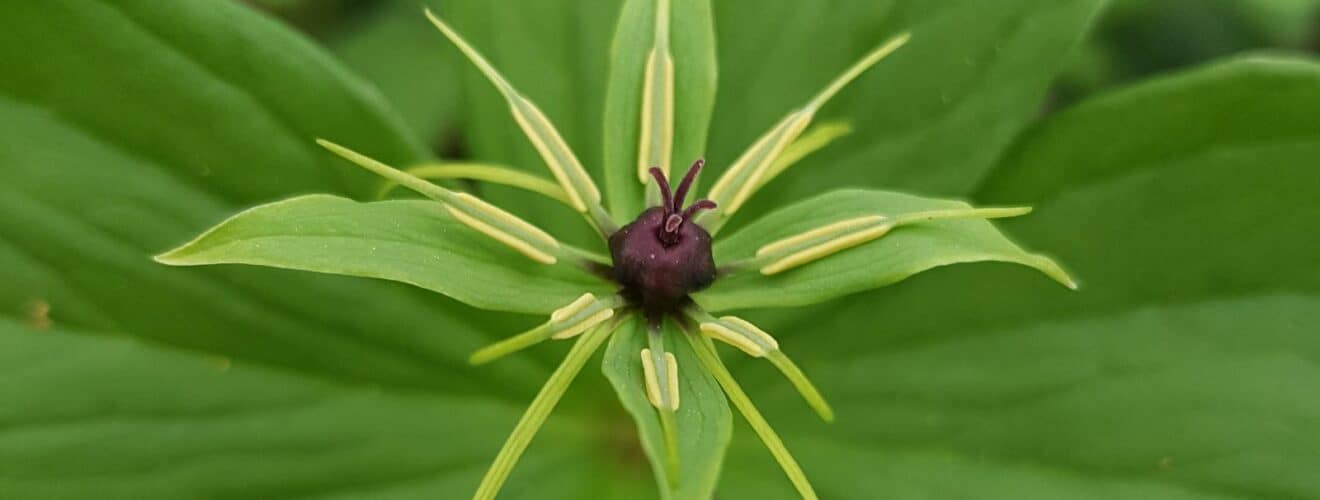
701;33;910;234
636;0;676;185
685;334;818;500
472;319;621;500
376;163;572;207
154;195;609;315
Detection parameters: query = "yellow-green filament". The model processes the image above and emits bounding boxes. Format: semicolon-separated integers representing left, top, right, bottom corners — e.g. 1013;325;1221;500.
472;322;617;500
765;350;835;422
756;206;1044;275
685;334;818;500
375;163;572;207
699;316;779;357
425;9;603;218
445;203;558;265
761;224;892;275
703;33;910;230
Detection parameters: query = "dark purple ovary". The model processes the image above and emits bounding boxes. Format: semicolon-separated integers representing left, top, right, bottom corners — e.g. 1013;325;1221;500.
608;160;718;321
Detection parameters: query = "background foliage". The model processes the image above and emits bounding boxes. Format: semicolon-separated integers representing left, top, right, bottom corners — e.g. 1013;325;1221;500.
1;0;1318;498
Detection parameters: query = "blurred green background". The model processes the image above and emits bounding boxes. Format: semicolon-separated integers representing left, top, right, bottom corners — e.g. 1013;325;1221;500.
247;0;1318;159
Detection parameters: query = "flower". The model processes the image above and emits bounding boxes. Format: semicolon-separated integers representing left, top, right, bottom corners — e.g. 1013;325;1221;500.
158;4;1073;499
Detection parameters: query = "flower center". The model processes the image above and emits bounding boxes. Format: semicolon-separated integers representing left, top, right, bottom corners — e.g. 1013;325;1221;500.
607;159;719;323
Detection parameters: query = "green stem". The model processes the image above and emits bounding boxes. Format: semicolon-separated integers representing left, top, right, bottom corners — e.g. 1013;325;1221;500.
685;334;818;500
472;322;617;500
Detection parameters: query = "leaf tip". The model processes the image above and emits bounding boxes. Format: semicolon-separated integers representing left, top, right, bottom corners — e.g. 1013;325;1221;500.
313;137;344;156
152;250;187;266
1034;255;1079;290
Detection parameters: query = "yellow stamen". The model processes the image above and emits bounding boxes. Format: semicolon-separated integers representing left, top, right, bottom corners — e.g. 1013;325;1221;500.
756;215;886;258
451;193;559;250
641;348;665;409
706;111;811;217
316;139;563;266
636;0;675;183
445;204;558;265
639;347;681;411
550;293;599;323
704;32;910;226
699;316;779;357
664;351;680;409
550;309;614;340
761;224;892;275
425;9;602;215
470;295;623;364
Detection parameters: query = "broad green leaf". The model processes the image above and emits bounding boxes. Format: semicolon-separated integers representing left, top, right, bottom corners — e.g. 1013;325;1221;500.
156;195;609;315
602;316;733;499
0;319;644;499
0;0;424;203
602;0;718;219
694;189;1071;312
0;0;543;395
717;57;1320;499
709;0;1107;225
979;55;1320;203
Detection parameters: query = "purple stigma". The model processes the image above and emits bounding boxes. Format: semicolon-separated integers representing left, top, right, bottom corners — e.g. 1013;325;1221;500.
648;159;717;247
